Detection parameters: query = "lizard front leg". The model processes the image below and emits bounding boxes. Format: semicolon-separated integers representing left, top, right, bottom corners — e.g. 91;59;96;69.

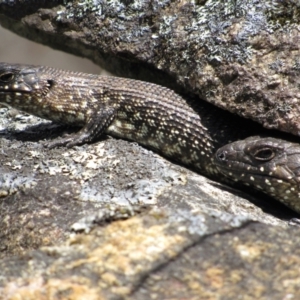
45;106;116;148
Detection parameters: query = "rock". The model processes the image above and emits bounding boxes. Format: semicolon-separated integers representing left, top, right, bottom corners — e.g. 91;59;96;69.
1;1;300;135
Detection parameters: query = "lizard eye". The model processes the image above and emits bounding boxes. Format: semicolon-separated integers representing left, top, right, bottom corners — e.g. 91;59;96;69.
253;147;275;161
0;72;15;83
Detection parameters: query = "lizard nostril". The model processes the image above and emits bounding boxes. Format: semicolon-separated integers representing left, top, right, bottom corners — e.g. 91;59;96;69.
217;151;227;161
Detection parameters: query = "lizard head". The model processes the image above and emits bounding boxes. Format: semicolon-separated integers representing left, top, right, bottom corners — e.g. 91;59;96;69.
0;62;54;94
215;136;300;213
0;62;55;115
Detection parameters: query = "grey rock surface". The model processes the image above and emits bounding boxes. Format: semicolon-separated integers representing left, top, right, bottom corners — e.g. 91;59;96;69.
0;106;298;299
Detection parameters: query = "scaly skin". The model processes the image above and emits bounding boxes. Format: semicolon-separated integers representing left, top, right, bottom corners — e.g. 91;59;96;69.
0;62;299;213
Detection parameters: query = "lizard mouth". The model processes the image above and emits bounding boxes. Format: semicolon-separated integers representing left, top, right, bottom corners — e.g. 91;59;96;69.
0;80;54;95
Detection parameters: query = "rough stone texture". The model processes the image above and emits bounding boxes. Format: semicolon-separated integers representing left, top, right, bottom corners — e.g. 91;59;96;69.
0;176;300;300
1;1;300;299
0;107;298;299
1;1;300;136
2;208;300;300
